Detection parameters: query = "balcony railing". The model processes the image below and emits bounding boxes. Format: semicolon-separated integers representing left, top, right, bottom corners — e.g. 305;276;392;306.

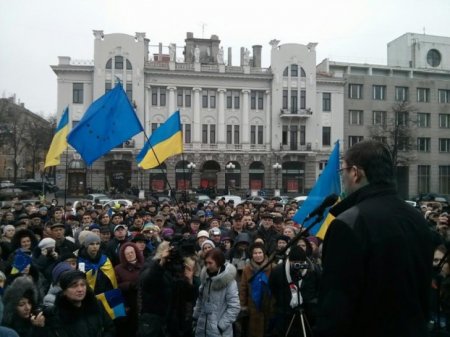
280;143;312;152
280;108;313;118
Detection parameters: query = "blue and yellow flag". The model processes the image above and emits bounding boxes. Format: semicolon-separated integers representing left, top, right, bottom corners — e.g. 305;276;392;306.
44;107;69;168
67;83;143;165
11;250;32;274
136;110;183;169
96;288;126;320
293;141;341;239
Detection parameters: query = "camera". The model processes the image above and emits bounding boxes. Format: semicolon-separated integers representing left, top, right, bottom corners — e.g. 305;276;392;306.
32;306;44;316
291;261;309;271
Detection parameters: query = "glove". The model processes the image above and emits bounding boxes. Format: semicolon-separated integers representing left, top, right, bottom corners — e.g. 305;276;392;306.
41;248;48;256
50;250;59;259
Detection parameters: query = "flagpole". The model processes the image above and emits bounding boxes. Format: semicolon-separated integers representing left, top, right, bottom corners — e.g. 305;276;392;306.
181;152;187;204
63;148;69;208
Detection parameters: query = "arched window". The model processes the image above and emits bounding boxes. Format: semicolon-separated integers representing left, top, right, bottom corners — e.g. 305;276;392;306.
106;58;112;69
283;66;288;76
300;67;306;77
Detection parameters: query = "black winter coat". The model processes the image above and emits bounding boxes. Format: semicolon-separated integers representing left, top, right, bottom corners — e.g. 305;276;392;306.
43;290;115;337
314;184;433;337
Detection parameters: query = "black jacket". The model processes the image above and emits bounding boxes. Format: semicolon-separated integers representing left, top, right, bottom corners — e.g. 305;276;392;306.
43;290;115;337
314;184;433;337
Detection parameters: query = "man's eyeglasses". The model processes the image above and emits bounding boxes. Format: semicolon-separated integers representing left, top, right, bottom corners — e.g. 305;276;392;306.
337;165;359;175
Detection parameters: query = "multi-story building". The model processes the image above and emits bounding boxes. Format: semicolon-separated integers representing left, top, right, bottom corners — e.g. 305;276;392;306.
51;31;344;196
318;33;450;198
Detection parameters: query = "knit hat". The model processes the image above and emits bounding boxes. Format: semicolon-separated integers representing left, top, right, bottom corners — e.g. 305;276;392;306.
201;239;215;250
52;262;73;284
161;227;174;238
38;237;56;250
3;225;14;234
89;224;100;231
197;230;209;239
59;270;86;290
277;235;291;244
289;245;306;262
306;236;319;247
83;232;101;247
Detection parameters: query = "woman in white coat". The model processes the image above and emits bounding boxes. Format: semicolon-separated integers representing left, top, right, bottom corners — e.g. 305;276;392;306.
194;248;240;337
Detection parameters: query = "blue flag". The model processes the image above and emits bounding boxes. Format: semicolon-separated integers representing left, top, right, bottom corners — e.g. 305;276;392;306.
67;83;143;165
293;141;341;237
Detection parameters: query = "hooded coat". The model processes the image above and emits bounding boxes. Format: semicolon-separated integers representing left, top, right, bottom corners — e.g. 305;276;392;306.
2;276;45;337
194;262;241;337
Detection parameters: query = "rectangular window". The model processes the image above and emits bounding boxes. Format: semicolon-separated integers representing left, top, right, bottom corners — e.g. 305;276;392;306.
300;90;306;109
439;114;450;128
439;166;450;195
349;110;363;125
184;124;191;143
348;136;364;147
348;84;363;99
202;124;208;144
395;111;409;126
234;125;240;144
290;125;298;150
398;137;408;151
72;120;79;129
177;89;184;107
439;138;450;152
417;113;430;128
226;91;232;109
226;125;232;144
151;88;158;106
300;125;306;145
438;89;450;103
372;136;387;144
105;82;112;94
202;91;208;108
73;83;84;104
126;83;132;101
417;88;430;103
418;165;430;193
291;90;298;113
291;64;298;77
257;126;263;144
322;92;331;112
115;56;123;69
372;111;386;125
151;123;158;133
233;91;240;109
417;137;431;152
251;91;256;110
373;85;386;100
250;126;256;144
209;93;216;109
282;126;288;145
322;127;331;146
210;125;216;144
395;86;409;102
160;88;166;106
185;90;191;107
258;93;264;110
282;90;288;110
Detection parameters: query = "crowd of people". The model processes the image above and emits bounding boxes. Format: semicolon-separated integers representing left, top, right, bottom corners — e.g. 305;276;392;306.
0;141;446;337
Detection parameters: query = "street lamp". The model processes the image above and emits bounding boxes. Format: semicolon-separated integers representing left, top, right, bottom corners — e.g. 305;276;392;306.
272;162;282;197
187;162;196;189
225;162;236;195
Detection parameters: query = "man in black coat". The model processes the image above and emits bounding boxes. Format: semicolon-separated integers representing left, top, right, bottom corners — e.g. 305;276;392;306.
314;140;433;337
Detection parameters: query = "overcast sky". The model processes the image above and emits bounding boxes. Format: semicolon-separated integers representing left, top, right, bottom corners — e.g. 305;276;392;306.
1;0;449;116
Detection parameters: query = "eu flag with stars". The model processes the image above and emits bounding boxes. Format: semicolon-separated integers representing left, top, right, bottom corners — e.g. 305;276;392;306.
67;83;143;165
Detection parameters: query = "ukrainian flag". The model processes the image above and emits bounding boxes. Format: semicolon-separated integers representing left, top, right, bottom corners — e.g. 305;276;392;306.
293;141;341;239
96;288;126;320
44;107;69;168
137;111;183;169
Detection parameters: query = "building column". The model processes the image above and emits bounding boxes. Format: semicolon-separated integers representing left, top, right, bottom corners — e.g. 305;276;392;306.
218;89;226;144
168;86;176;116
287;67;291;112
193;87;202;143
145;86;151;136
242;90;250;144
265;91;271;148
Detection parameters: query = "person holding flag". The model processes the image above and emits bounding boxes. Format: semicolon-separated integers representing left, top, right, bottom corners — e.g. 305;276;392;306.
314;140;433;337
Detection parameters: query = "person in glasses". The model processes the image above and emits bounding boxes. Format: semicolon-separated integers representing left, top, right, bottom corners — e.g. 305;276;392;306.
315;140;432;337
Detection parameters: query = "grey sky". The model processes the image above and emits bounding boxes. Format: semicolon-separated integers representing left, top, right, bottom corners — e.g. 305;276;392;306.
1;0;449;116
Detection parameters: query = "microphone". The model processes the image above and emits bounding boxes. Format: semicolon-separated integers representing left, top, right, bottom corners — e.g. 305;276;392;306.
305;194;339;221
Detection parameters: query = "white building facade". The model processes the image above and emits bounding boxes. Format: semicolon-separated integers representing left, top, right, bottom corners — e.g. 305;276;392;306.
51;30;345;197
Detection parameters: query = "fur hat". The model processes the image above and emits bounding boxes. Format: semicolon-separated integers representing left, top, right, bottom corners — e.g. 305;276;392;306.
59;270;86;290
3;276;38;325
